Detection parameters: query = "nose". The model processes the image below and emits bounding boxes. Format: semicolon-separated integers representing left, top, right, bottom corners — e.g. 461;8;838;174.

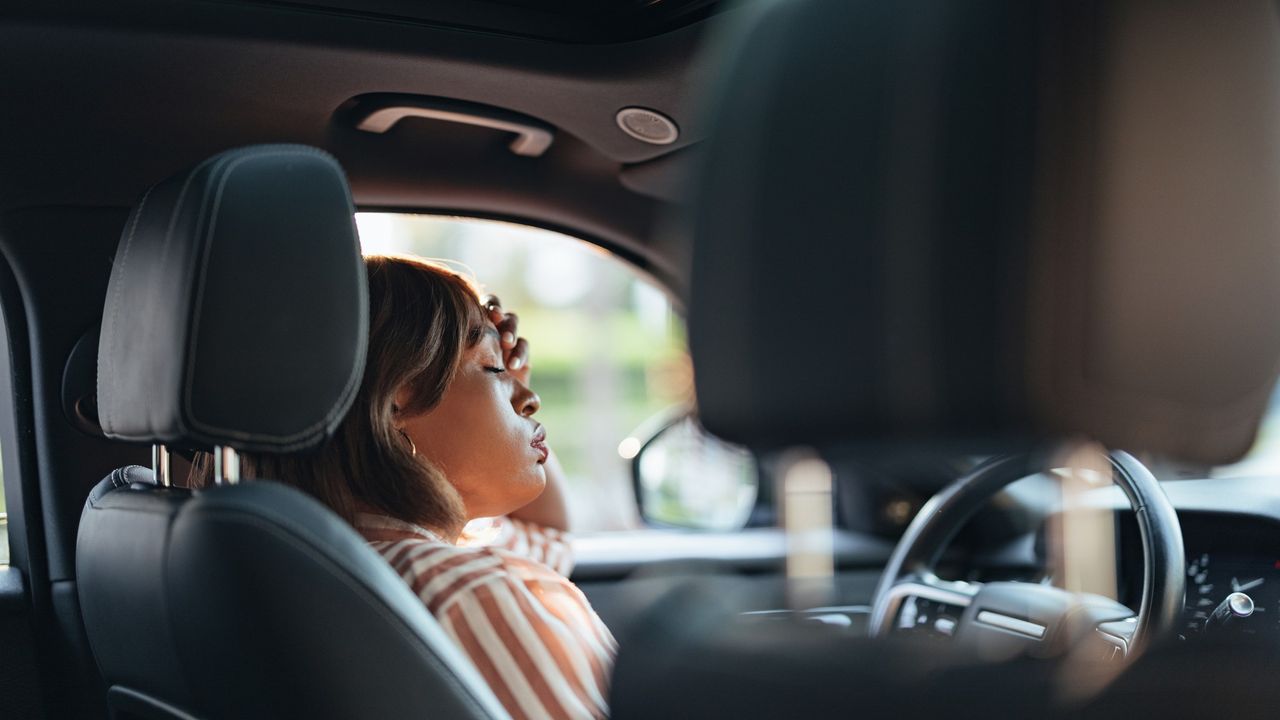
515;382;540;417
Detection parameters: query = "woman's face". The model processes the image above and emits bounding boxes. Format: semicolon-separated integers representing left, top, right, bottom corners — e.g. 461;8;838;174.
398;322;547;520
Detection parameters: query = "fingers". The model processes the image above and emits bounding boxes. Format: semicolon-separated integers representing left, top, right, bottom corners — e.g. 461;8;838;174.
482;297;520;353
496;312;519;351
484;300;505;328
502;318;519;348
507;337;530;372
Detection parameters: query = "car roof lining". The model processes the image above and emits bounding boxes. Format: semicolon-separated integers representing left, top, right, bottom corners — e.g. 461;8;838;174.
233;0;726;43
0;0;723;282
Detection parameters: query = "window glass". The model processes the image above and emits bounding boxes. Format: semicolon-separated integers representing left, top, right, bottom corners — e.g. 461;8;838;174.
356;213;692;531
0;454;6;565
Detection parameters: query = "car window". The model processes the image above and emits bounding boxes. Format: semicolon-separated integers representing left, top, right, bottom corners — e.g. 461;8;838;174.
0;455;6;566
0;296;12;567
356;213;692;532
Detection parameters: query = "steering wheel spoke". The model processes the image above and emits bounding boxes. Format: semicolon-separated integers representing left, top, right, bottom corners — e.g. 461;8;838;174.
882;573;981;638
1095;615;1138;659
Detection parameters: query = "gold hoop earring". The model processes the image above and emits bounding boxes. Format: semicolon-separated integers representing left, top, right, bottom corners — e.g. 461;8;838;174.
398;428;417;457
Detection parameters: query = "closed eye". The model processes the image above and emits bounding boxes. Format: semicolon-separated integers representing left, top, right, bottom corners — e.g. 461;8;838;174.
484;366;507;374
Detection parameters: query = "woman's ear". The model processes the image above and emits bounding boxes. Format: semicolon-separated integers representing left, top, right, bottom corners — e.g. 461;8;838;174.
392;382;413;418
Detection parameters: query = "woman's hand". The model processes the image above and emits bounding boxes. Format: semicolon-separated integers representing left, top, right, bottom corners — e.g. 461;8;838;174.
484;296;531;387
482;296;569;532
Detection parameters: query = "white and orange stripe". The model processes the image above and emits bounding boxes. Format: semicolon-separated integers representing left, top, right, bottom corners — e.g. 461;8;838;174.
357;514;616;720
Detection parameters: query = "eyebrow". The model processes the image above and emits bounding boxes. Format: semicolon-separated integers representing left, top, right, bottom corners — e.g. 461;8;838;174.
466;324;501;348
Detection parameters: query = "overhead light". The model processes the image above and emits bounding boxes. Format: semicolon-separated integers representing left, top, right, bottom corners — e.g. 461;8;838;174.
616;107;679;145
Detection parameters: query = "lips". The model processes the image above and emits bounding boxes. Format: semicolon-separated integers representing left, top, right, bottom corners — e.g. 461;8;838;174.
530;425;549;463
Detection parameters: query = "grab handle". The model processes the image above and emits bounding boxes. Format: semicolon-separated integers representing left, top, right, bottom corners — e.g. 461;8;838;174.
353;95;555;157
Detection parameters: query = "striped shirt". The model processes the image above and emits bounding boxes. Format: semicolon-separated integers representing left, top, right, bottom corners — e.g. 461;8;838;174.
357;513;617;720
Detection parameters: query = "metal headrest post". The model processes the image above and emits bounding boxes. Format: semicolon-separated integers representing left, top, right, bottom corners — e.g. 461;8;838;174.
213;446;241;485
151;444;171;487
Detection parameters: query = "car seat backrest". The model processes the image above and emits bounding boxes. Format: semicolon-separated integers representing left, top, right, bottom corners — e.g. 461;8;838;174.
613;1;1280;717
80;471;506;720
77;468;192;711
78;144;507;719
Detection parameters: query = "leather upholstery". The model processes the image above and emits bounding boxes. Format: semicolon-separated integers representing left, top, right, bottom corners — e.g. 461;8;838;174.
78;469;194;712
79;145;507;719
97;144;368;453
77;472;506;720
689;0;1280;465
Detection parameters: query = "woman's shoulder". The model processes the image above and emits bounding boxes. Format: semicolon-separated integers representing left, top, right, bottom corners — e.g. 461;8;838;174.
367;536;498;594
371;538;578;613
356;513;577;602
464;516;575;578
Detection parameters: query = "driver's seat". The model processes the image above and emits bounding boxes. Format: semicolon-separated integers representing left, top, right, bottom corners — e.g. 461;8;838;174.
612;0;1280;717
76;145;508;719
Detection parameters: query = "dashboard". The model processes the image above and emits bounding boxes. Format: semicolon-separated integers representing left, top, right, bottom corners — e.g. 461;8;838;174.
930;473;1280;643
1032;474;1280;643
1118;510;1280;640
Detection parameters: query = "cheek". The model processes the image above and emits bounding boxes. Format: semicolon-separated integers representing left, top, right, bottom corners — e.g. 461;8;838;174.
409;377;529;491
409;395;487;476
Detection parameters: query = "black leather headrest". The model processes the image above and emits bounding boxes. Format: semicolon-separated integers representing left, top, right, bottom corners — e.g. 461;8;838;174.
690;0;1280;464
97;145;368;453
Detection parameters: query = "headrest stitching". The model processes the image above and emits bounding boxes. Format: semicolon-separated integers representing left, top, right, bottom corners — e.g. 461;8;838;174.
179;146;362;449
153;152;233;437
99;184;154;434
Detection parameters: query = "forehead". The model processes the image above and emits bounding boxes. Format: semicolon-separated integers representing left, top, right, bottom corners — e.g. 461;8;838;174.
467;322;501;354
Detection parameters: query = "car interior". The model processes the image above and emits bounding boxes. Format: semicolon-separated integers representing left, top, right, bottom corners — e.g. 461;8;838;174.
5;0;1280;718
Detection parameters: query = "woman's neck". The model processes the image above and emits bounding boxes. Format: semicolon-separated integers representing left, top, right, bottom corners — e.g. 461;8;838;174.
352;499;463;544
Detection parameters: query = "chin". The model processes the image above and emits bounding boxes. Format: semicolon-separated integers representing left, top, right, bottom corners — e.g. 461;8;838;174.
520;468;548;501
493;468;546;516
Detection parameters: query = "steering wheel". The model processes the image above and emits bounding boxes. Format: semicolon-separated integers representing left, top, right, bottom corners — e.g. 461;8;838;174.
869;450;1184;658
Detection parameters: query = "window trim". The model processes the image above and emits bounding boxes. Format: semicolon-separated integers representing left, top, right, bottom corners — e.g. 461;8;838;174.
0;247;38;585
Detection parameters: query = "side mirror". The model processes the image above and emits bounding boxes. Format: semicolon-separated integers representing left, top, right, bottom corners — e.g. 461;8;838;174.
628;410;760;531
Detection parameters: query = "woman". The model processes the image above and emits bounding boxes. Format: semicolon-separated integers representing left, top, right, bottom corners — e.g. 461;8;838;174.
193;254;616;720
